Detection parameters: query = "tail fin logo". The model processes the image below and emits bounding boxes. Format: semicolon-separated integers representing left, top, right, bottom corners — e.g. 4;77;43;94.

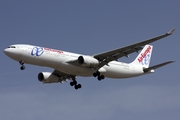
138;46;152;64
142;54;151;65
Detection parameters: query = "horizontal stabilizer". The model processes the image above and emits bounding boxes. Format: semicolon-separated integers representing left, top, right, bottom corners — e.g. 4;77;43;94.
143;61;175;73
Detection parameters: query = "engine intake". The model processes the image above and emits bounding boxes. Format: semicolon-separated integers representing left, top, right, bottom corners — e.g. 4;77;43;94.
78;55;99;67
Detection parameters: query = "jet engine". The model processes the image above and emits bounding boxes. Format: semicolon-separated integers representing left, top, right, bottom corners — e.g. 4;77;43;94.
78;55;99;67
38;72;59;83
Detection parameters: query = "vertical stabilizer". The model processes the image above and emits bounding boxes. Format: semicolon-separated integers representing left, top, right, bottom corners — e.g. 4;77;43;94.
131;45;153;68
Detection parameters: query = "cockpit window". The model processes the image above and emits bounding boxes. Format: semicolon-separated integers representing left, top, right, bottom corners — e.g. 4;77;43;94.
8;46;16;48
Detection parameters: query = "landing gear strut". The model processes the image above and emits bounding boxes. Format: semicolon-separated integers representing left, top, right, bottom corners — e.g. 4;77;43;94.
93;71;105;81
19;61;25;70
70;80;82;90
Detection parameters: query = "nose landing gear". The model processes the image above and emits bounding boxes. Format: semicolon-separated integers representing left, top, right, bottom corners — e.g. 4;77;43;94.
19;61;25;70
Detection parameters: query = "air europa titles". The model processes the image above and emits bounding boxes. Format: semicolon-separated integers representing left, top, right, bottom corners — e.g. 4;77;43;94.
138;46;151;63
44;48;63;54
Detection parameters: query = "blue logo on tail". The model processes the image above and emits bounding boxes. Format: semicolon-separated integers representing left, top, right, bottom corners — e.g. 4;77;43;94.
141;54;150;65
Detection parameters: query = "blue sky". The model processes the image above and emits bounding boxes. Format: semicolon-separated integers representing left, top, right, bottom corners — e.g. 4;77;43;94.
1;0;180;120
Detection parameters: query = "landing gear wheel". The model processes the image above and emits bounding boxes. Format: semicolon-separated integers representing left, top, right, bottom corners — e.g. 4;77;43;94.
73;80;77;85
77;84;82;88
20;66;25;70
93;71;100;77
19;61;24;65
100;75;105;80
19;61;25;70
98;76;102;81
70;82;74;86
93;72;97;77
97;75;105;81
74;85;78;90
70;80;82;90
95;71;105;81
70;80;77;86
74;84;82;90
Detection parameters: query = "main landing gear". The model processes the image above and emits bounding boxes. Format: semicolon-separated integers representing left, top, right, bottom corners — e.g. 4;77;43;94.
70;79;82;90
19;61;25;70
93;71;105;81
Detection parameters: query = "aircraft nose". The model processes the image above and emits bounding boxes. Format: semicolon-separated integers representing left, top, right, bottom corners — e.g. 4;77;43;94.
4;48;16;58
4;48;10;56
4;48;21;60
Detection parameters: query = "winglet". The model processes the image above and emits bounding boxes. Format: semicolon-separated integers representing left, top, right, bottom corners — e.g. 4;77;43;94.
167;28;175;35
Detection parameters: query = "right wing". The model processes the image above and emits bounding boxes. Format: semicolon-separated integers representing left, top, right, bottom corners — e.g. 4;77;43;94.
93;28;175;68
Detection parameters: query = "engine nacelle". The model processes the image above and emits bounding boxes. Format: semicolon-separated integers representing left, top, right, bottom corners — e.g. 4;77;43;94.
78;55;99;67
38;72;59;83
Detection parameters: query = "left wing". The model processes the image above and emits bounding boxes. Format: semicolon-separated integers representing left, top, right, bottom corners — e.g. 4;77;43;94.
93;28;175;68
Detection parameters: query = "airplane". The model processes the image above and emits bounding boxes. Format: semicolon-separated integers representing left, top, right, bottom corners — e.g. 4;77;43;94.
4;29;175;90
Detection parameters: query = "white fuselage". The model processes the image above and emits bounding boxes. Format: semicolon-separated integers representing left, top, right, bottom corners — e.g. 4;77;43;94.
4;44;145;79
